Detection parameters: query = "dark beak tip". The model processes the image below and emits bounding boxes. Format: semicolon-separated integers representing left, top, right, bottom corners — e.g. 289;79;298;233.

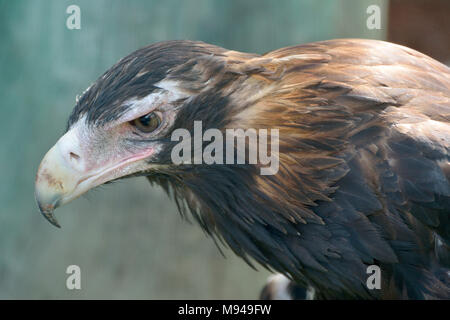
37;204;61;229
42;212;62;228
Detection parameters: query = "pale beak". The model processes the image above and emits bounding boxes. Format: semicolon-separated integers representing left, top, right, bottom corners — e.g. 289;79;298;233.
35;127;155;228
35;129;90;228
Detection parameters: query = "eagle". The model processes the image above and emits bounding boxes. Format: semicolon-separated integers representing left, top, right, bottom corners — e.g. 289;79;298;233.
35;39;450;299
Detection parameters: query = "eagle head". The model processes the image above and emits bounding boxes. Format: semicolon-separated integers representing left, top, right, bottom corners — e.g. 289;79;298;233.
35;40;279;232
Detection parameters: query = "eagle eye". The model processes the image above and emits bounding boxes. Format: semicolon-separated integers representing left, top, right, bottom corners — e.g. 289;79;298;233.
131;112;161;133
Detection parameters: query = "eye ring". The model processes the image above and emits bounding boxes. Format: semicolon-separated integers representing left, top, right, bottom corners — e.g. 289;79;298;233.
131;112;162;133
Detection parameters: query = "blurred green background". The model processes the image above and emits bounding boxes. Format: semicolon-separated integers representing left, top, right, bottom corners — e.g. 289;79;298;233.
0;0;387;299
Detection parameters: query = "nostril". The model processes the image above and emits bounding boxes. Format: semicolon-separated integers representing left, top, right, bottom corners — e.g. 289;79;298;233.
69;152;81;162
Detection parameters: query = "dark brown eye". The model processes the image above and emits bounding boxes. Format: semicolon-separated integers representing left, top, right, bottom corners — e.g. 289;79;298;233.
131;112;161;133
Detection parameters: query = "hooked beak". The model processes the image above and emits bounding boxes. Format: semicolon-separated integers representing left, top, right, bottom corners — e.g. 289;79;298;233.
35;127;155;228
35;140;82;228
